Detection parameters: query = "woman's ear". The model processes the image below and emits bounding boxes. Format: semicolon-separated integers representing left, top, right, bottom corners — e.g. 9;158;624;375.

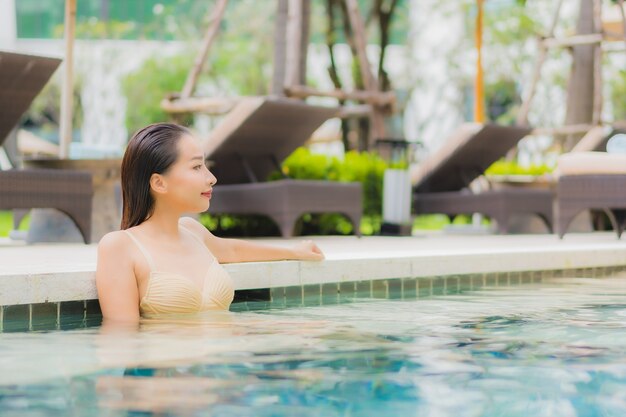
149;173;168;194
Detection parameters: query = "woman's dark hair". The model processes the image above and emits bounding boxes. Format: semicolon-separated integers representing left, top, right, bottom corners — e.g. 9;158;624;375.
120;123;191;229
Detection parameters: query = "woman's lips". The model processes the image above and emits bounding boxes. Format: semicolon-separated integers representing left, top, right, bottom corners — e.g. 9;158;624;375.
201;191;212;199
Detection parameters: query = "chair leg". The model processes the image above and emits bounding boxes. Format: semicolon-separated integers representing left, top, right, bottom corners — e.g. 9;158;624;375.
496;217;510;234
487;211;510;234
345;212;362;237
12;209;30;230
610;209;626;239
58;208;92;244
558;206;588;239
268;212;300;238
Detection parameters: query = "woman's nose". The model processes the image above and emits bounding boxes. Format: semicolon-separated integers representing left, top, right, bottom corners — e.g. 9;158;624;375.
207;169;217;186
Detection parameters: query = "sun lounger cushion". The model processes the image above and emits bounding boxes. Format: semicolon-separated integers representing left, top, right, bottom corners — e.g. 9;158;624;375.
556;152;626;176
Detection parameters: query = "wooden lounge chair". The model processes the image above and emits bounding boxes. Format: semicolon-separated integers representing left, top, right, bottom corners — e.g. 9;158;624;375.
411;123;553;234
204;97;362;238
0;51;93;243
555;150;626;239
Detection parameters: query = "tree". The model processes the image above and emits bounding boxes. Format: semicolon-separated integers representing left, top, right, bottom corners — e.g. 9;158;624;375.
323;0;402;151
563;0;598;150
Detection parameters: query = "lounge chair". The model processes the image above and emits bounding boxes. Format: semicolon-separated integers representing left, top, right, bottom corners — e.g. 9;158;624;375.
411;123;553;234
570;125;625;153
554;125;626;237
204;97;363;238
555;151;626;239
0;51;93;243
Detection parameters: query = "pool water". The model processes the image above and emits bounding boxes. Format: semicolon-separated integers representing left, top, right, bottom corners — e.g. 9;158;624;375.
2;274;626;416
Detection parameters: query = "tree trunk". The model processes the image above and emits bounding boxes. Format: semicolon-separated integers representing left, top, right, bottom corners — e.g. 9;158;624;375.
339;0;369;150
563;0;597;151
326;0;352;150
376;0;398;92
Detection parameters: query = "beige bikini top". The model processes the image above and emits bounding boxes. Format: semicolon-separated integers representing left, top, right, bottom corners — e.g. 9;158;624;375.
123;226;234;317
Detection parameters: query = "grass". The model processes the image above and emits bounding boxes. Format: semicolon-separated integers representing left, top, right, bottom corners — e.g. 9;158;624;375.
0;211;30;237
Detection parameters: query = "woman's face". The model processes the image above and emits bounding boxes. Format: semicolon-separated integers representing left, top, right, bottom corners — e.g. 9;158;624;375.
158;133;217;213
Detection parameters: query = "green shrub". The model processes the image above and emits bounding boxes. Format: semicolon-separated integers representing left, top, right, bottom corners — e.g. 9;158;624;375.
485;159;554;176
0;211;30;237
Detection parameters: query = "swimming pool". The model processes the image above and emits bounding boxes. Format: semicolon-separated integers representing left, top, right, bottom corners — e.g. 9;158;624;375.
2;272;626;416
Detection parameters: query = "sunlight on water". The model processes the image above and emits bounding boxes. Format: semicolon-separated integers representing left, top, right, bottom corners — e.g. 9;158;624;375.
2;273;626;416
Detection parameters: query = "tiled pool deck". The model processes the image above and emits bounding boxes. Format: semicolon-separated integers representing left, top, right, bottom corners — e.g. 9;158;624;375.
1;232;625;331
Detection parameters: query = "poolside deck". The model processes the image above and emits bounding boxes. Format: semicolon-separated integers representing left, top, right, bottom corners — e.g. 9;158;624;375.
1;232;625;306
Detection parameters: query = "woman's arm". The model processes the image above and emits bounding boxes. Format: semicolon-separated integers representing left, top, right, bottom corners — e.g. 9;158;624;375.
216;238;324;263
95;232;141;323
179;217;324;263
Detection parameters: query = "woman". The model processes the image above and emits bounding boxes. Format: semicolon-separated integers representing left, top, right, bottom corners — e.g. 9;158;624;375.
96;123;324;322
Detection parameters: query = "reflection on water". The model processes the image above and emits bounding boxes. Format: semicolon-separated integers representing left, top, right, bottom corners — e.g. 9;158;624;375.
2;274;626;416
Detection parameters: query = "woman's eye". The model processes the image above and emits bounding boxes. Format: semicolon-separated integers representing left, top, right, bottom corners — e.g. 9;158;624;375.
193;165;202;170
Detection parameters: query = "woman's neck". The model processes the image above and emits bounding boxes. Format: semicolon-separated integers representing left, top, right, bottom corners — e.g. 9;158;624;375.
142;206;183;239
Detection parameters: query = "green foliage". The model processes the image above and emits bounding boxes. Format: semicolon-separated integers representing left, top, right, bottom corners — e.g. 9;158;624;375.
611;70;626;121
482;3;537;48
411;213;490;231
0;211;30;237
54;20;137;40
412;214;451;230
121;54;194;131
199;213;282;237
485;159;554;176
204;148;389;237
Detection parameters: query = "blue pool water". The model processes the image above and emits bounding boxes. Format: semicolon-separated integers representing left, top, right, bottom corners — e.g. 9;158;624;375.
2;274;626;416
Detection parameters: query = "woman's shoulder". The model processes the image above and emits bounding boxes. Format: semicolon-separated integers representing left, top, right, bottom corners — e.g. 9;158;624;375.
178;216;209;237
96;230;136;277
97;230;133;254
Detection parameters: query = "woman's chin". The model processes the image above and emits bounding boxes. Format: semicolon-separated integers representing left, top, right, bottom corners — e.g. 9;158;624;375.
187;201;210;213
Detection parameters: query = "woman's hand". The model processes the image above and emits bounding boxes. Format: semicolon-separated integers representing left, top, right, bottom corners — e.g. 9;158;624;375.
292;240;325;261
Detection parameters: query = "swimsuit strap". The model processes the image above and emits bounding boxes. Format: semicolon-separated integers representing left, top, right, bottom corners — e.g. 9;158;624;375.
123;230;157;271
179;224;213;257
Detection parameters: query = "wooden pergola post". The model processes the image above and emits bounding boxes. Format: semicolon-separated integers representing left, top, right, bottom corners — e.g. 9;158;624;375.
59;0;76;159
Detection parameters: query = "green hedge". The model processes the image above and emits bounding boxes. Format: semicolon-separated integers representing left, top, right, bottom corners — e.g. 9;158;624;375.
485;159;554;176
0;211;30;237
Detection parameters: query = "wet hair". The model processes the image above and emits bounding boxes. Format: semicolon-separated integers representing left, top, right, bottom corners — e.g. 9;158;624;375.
120;123;191;229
